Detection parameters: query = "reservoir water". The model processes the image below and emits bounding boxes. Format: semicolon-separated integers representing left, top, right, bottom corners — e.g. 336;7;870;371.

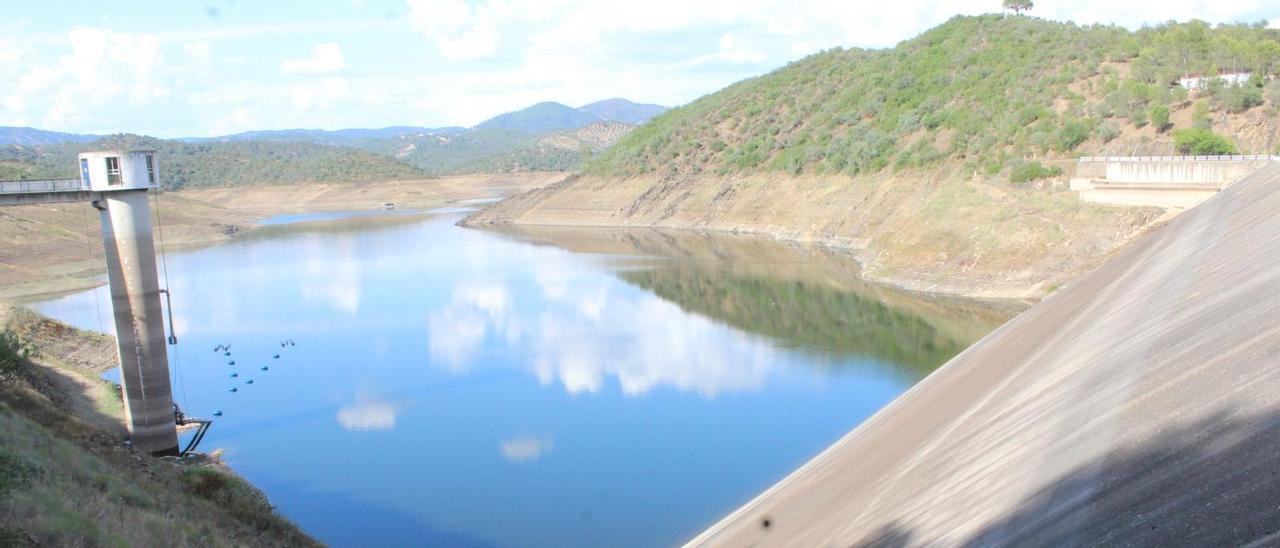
30;210;1009;547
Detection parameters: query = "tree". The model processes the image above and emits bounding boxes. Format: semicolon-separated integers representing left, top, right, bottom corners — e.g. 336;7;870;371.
1150;105;1172;132
0;331;35;382
1172;128;1237;155
1003;0;1034;15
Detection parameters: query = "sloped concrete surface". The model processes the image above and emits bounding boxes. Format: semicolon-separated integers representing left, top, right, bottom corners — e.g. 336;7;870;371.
691;162;1280;547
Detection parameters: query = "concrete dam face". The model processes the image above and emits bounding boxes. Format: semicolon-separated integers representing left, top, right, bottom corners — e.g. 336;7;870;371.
692;162;1280;546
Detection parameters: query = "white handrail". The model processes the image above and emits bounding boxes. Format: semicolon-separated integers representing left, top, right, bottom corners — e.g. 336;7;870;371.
1078;155;1279;162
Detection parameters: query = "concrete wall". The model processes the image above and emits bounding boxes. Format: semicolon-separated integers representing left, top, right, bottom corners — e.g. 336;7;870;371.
1103;159;1265;185
1072;156;1277;208
692;161;1280;547
1077;187;1220;209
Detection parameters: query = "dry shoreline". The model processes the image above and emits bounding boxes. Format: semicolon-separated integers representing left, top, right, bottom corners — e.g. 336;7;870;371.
0;172;568;301
461;171;1169;301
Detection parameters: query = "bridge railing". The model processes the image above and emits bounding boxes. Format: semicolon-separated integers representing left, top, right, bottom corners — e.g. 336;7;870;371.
0;179;87;194
1078;155;1279;162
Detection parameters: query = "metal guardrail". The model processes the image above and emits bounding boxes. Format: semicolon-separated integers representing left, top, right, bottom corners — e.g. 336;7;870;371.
1078;155;1280;162
0;179;87;194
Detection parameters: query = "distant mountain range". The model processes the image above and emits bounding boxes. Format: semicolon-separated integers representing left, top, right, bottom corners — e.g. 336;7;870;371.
181;126;467;145
576;99;668;125
476;99;667;133
0;127;99;146
0;98;669;180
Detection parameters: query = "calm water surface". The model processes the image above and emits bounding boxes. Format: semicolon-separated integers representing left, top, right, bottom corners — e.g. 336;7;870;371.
32;210;1008;547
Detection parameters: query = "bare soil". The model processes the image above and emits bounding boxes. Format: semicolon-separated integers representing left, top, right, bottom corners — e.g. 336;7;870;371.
0;172;566;300
465;170;1165;299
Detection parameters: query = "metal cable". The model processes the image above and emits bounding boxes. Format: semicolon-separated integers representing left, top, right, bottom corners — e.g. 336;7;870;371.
79;201;106;335
151;189;189;409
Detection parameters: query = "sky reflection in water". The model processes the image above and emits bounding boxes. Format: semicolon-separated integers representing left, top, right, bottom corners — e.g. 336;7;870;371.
31;212;1006;547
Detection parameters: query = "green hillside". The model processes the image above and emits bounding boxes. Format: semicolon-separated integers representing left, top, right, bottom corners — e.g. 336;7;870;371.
381;128;577;174
0;135;428;189
590;15;1280;179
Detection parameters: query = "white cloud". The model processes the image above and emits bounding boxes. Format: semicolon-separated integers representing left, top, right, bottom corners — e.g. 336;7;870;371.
20;27;168;128
280;42;347;75
500;435;553;462
676;33;768;68
406;0;501;59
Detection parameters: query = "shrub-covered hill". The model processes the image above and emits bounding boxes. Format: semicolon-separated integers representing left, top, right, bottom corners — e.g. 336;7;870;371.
0;134;429;189
589;15;1280;179
385;122;636;175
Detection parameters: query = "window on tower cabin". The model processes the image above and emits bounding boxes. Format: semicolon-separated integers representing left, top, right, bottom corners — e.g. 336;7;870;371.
105;157;121;185
145;154;155;184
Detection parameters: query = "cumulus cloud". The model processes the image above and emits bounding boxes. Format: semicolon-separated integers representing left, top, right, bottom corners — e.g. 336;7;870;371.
675;33;768;68
406;0;501;59
281;42;347;74
10;27;168;128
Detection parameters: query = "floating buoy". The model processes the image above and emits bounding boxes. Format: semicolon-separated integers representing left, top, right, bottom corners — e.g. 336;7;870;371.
245;379;254;384
230;372;238;378
229;387;238;393
213;411;223;417
260;365;269;371
273;354;280;359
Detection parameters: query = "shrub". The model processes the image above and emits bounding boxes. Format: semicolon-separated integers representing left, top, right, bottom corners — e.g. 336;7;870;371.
1192;101;1212;130
1218;85;1264;113
1172;128;1237;155
1097;122;1121;143
1056;120;1092;151
1150;105;1171;132
1268;81;1280;106
0;331;36;382
1129;107;1149;128
1010;161;1065;183
0;448;38;495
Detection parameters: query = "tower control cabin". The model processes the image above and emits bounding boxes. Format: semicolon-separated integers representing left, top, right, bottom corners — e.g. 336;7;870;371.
79;150;158;191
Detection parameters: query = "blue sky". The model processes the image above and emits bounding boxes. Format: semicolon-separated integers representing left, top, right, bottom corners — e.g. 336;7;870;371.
1;0;1277;137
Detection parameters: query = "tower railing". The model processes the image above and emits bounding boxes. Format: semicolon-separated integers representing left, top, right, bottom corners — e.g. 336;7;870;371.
0;179;87;194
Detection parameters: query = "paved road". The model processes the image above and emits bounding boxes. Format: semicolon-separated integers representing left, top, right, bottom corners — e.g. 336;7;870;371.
691;163;1280;546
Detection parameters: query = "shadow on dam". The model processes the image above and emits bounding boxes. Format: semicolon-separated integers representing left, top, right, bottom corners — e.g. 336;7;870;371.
856;407;1280;547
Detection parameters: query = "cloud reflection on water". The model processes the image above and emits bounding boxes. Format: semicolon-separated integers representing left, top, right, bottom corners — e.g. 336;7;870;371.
427;251;779;397
500;435;554;463
336;391;401;431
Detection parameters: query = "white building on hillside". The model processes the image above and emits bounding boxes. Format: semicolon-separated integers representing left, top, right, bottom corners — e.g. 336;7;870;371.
1178;71;1253;90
